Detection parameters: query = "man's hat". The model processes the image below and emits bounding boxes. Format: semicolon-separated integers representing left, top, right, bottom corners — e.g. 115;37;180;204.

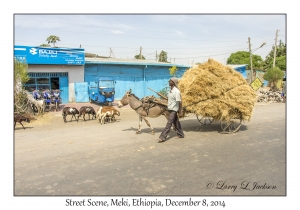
169;77;178;88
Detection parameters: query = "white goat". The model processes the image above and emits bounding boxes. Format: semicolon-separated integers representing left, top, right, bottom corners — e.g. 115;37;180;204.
26;92;45;114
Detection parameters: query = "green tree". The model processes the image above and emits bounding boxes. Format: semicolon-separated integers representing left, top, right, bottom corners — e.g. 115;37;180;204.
227;51;263;69
46;35;61;47
169;66;178;75
275;55;286;71
263;66;284;87
158;50;168;62
262;40;286;70
40;44;51;47
14;58;29;89
134;54;145;60
14;58;30;113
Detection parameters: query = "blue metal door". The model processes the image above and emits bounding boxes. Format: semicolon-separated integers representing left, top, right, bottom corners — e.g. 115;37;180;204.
75;82;89;102
59;76;69;104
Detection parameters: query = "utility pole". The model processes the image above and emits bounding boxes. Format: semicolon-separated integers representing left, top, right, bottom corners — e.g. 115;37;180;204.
109;48;115;58
273;29;279;68
248;37;253;83
139;46;142;59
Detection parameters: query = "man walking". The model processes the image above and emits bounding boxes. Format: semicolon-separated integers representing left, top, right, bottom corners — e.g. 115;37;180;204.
158;77;185;143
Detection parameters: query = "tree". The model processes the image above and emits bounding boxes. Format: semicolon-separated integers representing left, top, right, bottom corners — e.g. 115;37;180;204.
14;58;30;113
14;58;29;91
169;66;178;75
134;54;145;60
263;66;284;88
40;44;51;47
46;35;61;47
227;51;263;69
262;40;286;70
158;50;168;62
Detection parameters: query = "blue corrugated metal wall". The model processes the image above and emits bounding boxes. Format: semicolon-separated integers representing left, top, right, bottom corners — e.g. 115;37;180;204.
84;64;188;100
234;66;247;78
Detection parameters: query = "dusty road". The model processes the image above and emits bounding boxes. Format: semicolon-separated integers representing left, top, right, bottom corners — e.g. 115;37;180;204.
14;101;286;196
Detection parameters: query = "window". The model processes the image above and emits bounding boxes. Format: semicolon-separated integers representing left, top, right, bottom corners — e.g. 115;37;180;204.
37;78;50;84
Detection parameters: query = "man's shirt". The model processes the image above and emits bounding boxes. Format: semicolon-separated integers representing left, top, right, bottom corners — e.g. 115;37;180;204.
167;86;181;111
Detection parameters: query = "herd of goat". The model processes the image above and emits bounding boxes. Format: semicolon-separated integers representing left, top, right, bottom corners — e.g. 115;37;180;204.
62;106;120;124
14;105;121;130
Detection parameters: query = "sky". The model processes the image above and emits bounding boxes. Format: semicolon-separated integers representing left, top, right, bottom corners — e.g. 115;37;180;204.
3;1;300;210
14;14;286;66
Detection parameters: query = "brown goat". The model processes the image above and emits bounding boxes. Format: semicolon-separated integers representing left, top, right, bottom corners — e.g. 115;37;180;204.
62;107;80;123
14;113;30;130
78;106;96;121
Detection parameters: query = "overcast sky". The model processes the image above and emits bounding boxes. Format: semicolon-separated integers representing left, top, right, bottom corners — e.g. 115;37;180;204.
14;14;286;66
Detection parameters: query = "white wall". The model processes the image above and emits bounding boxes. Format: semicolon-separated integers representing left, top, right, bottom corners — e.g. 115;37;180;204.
27;65;84;103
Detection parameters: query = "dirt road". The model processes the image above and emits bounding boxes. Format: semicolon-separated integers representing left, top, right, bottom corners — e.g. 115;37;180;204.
14;101;286;196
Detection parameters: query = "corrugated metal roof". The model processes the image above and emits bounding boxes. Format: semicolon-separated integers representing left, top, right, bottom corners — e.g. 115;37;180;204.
85;57;191;68
227;64;248;68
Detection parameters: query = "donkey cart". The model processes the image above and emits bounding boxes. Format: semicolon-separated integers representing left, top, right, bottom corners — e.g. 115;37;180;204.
195;114;242;134
148;87;243;134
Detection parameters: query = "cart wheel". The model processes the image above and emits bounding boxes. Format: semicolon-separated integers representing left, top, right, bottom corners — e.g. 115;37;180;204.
196;115;214;125
220;119;242;134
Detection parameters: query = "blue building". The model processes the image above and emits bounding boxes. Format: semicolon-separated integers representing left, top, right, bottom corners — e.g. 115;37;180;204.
15;45;253;103
14;45;85;104
83;58;190;100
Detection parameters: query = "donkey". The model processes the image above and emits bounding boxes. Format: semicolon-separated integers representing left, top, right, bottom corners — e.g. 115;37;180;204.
118;89;171;135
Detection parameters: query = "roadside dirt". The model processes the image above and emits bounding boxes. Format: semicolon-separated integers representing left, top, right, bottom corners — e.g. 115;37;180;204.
14;101;137;130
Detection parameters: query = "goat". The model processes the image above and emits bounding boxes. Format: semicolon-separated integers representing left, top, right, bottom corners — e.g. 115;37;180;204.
78;106;96;121
106;106;120;122
62;107;80;123
14;113;30;130
26;91;45;115
96;106;120;124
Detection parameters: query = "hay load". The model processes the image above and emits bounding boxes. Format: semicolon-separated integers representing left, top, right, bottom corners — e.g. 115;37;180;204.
178;59;256;122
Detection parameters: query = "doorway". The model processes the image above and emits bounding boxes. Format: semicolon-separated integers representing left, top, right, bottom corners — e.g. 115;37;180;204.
51;78;59;90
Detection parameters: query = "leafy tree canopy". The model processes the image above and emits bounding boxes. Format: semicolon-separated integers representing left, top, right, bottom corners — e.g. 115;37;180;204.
40;44;51;47
263;40;286;70
134;54;145;60
169;66;178;75
46;35;61;47
227;51;263;69
263;66;284;87
158;50;168;62
14;58;29;86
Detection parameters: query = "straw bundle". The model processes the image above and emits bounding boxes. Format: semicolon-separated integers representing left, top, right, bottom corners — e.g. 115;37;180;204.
178;59;256;122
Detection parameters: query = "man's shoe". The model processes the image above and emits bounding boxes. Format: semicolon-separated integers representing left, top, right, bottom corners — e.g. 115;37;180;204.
158;138;165;143
175;135;184;139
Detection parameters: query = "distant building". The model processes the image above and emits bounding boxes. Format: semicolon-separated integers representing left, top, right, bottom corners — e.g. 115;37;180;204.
84;57;190;100
14;45;191;103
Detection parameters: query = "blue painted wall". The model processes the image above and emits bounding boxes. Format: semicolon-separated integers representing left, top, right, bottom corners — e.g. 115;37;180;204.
84;63;189;100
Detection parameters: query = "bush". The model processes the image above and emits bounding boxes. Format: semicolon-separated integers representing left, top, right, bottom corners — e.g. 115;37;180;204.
263;67;284;87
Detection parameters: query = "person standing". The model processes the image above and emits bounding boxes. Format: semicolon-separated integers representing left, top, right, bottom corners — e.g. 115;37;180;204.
158;77;185;143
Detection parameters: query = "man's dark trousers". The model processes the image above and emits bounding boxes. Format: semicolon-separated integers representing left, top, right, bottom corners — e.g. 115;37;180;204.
159;110;184;141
